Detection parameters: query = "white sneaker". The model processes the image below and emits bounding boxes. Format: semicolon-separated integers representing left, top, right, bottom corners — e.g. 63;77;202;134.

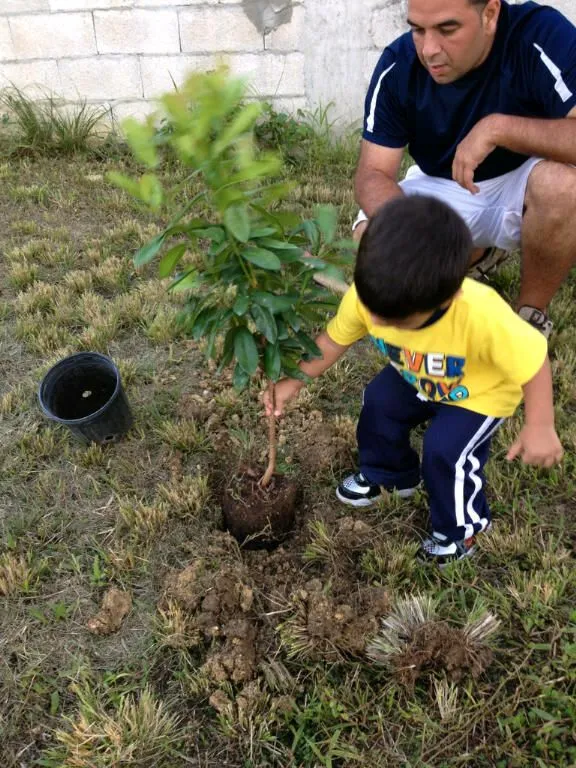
418;531;477;567
336;472;417;508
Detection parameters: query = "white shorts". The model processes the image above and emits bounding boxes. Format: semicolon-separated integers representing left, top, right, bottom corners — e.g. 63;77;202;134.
354;157;543;251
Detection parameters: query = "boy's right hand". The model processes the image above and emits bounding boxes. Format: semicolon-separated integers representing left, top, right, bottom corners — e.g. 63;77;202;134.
263;378;304;417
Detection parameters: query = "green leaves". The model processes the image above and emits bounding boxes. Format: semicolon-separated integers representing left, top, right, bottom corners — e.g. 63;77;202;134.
233;363;250;391
107;171;163;211
251;304;277;344
191;307;219;340
256;238;301;252
212;102;263;156
224;203;251;243
296;331;322;359
233;294;250;316
315;205;338;244
169;268;199;292
264;343;282;381
234;327;259;375
134;233;165;267
159;244;186;278
121;118;159;168
110;66;352;394
242;247;281;271
253;292;296;314
106;171;140;198
139;174;163;210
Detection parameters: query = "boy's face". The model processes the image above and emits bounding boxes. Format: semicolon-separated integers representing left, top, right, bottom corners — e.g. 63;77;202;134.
370;310;437;330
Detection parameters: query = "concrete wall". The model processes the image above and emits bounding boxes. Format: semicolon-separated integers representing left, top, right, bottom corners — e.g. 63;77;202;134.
0;0;574;128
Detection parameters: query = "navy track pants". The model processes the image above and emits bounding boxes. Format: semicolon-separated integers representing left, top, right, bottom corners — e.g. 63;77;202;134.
357;365;504;541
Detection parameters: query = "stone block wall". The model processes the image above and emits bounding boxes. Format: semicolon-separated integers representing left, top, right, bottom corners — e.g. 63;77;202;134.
0;0;574;127
0;0;308;125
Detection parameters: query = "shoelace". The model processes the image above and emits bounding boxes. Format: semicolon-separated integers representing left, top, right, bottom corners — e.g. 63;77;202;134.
342;473;367;490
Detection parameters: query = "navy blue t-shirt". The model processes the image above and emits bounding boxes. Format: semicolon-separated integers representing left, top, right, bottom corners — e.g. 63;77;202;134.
363;1;576;181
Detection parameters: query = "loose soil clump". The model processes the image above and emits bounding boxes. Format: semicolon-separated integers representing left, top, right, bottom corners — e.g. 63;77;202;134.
278;580;391;661
86;587;132;636
160;552;259;684
393;621;494;688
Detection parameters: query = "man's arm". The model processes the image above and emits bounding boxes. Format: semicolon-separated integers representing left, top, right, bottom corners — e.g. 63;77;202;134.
490;108;576;163
354;140;405;219
453;109;576;194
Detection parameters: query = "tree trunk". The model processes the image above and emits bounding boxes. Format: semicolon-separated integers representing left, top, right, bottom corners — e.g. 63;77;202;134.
260;380;277;488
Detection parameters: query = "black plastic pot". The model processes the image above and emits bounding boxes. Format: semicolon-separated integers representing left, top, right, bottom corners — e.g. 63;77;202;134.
38;352;133;444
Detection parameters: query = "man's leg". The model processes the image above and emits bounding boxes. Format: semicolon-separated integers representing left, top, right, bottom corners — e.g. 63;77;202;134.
353;166;511;254
518;161;576;312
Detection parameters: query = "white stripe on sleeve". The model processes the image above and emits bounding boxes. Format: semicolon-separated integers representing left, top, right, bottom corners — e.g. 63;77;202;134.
366;62;396;134
533;43;573;103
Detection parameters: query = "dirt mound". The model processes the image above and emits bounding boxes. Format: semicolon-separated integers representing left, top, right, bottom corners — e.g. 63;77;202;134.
278;581;390;661
290;416;354;475
158;514;388;685
335;516;374;549
160;550;259;684
202;617;257;684
392;621;494;689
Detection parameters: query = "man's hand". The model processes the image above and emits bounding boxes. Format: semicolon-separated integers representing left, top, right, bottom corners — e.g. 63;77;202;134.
263;378;304;418
452;115;500;195
506;424;564;468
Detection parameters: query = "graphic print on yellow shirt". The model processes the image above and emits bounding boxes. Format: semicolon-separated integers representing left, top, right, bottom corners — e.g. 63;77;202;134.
371;337;470;404
326;279;548;418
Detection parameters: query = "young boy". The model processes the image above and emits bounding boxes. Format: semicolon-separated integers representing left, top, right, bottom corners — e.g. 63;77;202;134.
264;196;563;566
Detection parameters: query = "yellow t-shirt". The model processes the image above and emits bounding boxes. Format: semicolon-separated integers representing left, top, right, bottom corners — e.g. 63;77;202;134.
326;278;548;418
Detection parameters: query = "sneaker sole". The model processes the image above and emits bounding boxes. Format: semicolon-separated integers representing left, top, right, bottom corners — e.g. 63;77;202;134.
335;488;380;508
418;543;477;568
335;486;417;508
438;544;477;569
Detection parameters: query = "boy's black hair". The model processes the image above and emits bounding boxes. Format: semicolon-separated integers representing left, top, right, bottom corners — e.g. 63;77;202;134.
354;195;473;319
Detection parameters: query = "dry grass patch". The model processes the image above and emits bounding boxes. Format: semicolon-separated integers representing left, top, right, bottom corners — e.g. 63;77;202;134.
155;418;212;453
156;473;211;517
62;268;94;294
15;281;58;315
118;498;170;541
0;552;45;596
9;260;38;290
15;314;75;355
42;684;183;768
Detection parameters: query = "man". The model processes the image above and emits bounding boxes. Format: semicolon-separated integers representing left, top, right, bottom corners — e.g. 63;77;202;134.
354;0;576;336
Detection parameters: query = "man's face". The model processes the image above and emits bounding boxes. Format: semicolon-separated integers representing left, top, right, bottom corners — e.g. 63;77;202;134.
407;0;500;83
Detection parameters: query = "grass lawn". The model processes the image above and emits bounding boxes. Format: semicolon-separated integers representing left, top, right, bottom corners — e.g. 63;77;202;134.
0;126;575;767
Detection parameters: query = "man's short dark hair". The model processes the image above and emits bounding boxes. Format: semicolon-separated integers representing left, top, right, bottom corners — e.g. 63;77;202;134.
354;195;472;319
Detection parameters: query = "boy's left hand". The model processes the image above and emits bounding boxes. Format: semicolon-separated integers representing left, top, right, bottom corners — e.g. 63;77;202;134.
506;425;564;467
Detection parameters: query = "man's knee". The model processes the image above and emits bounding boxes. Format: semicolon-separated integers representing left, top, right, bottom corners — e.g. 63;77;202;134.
525;161;576;220
353;220;368;243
